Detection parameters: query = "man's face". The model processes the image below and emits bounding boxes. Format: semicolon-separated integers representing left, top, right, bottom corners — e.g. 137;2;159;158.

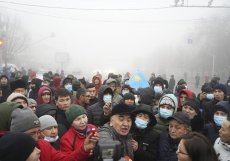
219;120;230;144
110;114;132;136
214;89;225;101
0;77;8;86
14;88;26;96
182;105;197;119
41;92;51;104
169;119;189;139
180;93;187;106
41;126;58;138
84;92;90;104
13;98;28;108
124;99;135;106
25;127;40;141
56;96;71;110
88;87;96;99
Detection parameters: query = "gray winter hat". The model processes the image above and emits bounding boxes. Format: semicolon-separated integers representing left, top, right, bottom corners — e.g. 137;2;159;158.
39;115;57;130
10;108;40;132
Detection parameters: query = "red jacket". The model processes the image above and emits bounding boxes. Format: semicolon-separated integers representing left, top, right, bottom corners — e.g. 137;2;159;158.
60;124;97;161
37;139;89;161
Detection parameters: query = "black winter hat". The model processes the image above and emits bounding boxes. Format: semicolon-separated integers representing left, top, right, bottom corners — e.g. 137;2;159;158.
111;103;135;116
214;83;227;95
152;77;164;88
123;93;135;101
10;79;27;91
36;104;57;118
0;132;36;161
132;104;157;127
183;98;201;115
214;101;230;116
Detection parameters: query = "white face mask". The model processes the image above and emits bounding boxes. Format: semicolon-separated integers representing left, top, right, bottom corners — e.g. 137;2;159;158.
206;93;214;100
103;95;112;103
228;83;230;86
44;135;59;143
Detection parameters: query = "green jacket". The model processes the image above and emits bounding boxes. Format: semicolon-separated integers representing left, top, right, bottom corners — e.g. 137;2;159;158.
0;102;23;131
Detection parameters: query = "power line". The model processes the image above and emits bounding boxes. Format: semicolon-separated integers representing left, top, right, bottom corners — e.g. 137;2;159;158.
0;0;174;11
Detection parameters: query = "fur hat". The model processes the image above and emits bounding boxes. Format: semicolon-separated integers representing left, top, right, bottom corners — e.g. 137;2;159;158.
65;104;87;124
39;115;58;130
10;79;27;91
0;132;36;161
10;108;40;132
111;103;135;116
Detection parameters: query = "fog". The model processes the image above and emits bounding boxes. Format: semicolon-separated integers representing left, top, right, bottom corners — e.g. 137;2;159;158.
0;0;230;81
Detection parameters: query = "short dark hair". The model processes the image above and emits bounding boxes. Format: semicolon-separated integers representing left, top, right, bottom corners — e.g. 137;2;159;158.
76;88;87;99
79;78;86;87
54;88;71;100
86;83;95;89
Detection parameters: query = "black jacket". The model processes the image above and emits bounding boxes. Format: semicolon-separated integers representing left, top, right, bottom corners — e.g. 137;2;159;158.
132;128;159;161
132;104;159;161
87;85;113;127
158;134;179;161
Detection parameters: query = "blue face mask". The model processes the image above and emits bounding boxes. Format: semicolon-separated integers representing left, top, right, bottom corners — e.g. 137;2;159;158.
159;108;173;119
65;84;72;92
206;94;214;100
103;95;112;103
214;115;227;126
135;118;148;129
154;86;163;94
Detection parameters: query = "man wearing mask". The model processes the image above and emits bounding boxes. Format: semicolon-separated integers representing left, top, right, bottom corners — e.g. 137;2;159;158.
214;117;230;160
154;94;178;134
203;83;228;124
197;84;214;111
132;104;160;161
105;78;122;106
87;85;113;127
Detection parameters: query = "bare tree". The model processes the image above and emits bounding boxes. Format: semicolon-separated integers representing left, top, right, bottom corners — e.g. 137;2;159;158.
0;11;28;66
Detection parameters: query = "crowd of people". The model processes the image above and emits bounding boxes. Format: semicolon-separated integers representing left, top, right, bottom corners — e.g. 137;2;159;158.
0;68;230;161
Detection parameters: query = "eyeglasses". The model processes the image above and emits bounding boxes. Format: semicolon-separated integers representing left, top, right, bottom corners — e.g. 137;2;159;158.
85;95;90;98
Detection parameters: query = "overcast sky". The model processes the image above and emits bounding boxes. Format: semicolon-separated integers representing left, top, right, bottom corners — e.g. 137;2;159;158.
0;0;230;78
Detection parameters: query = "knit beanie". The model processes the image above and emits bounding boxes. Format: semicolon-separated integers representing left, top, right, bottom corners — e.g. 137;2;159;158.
65;104;87;124
0;132;36;161
214;83;227;95
10;108;40;132
123;93;135;101
183;98;201;115
39;115;58;130
10;79;27;91
159;94;178;112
